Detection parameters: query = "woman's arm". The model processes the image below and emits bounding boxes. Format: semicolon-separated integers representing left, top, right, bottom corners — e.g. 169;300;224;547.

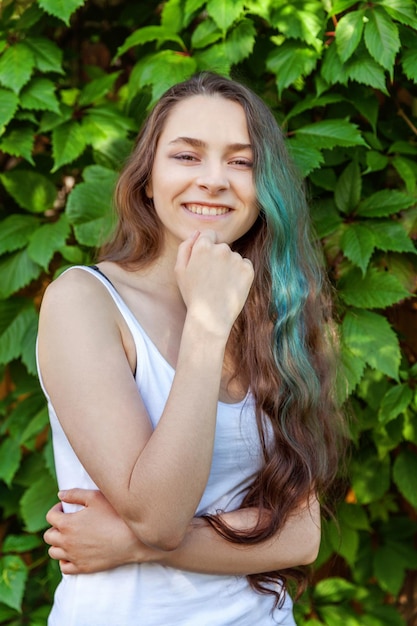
38;230;254;550
44;489;320;575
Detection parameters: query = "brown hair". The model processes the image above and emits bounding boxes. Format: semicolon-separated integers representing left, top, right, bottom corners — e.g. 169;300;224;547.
100;72;346;605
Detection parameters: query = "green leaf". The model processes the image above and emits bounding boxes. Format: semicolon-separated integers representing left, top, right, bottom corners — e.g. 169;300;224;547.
184;0;206;24
20;472;58;532
335;10;365;62
345;51;389;93
0;126;35;164
0;216;39;255
0;250;42;299
393;449;417;509
339;267;410;309
25;37;64;74
321;41;349;86
357;189;415;217
314;576;357;603
193;19;256;74
206;0;246;32
402;47;417;82
340;223;376;274
78;72;121;107
161;0;184;32
66;165;117;246
365;150;389;173
191;19;222;49
19;77;60;113
373;545;406;595
51;120;87;171
342;309;401;379
379;0;417;29
0;438;21;486
351;449;391;504
3;534;43;553
266;41;319;96
0;42;35;94
128;51;196;105
334;160;362;213
392;155;416;194
311;199;343;237
371;220;416;254
364;7;401;74
296;119;367;149
0;170;57;213
0;556;28;612
0;88;19;134
339;502;370;530
27;215;70;270
379;384;413;424
37;0;86;25
0;300;38;364
287;138;324;176
116;26;186;58
339;344;367;397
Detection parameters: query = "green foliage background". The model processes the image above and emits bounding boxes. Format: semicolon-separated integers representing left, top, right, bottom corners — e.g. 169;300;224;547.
0;0;416;623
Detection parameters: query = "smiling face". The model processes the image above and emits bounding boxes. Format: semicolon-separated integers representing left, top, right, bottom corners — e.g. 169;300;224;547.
146;95;259;254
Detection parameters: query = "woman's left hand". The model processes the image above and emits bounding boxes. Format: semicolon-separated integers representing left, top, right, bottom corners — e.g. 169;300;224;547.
44;489;161;574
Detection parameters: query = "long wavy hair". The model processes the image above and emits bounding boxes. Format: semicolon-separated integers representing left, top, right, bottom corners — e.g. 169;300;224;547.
99;72;346;604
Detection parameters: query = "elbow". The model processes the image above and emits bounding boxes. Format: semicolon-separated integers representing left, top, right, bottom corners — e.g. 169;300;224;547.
129;518;186;552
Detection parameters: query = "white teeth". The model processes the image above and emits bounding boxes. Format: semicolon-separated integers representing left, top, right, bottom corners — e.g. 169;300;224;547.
185;203;229;216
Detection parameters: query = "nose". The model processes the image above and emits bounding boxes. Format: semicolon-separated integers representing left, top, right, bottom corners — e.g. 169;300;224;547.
196;161;230;194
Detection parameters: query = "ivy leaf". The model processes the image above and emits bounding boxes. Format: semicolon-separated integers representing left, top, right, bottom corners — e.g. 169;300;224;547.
296;119;366;149
66;165;117;246
271;1;324;50
51;120;87;171
342;309;401;379
339;267;410;309
380;0;417;29
373;545;406;596
19;77;60;113
392;155;416;195
25;37;64;74
393;449;417;509
20;471;58;532
0;438;21;487
0;126;35;164
351;449;391;504
0;215;39;255
0;250;42;299
364;7;401;74
340;223;376;274
184;0;206;24
0;170;57;213
321;41;349;85
345;51;389;94
334;160;362;213
371;220;416;254
161;0;184;32
191;18;222;49
206;0;246;32
78;72;121;107
335;10;365;63
0;88;19;134
0;556;28;611
0;300;38;364
27;214;71;270
37;0;86;25
379;384;414;424
116;26;186;58
402;47;417;82
194;19;256;73
2;534;43;553
128;51;196;104
267;41;319;96
287;138;324;176
357;189;415;217
0;42;35;93
339;344;367;399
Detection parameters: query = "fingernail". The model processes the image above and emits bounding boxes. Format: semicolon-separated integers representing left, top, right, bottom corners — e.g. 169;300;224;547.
58;490;67;499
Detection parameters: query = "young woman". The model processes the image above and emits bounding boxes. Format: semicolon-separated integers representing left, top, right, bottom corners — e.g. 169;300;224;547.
38;72;344;626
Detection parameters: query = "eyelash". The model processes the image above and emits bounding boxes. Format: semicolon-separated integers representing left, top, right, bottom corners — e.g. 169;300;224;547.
173;154;253;167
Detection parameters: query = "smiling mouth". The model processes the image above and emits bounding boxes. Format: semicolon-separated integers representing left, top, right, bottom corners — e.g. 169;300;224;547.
184;203;230;216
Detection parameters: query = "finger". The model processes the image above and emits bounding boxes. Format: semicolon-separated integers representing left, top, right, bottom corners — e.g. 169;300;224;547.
60;560;80;575
175;230;200;271
48;545;67;561
196;229;217;244
58;488;96;507
46;502;64;526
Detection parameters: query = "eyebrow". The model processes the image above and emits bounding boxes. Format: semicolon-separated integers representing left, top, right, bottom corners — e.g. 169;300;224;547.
168;136;252;151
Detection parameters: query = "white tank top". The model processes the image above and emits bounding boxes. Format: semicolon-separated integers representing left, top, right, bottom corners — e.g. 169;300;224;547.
38;265;295;626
